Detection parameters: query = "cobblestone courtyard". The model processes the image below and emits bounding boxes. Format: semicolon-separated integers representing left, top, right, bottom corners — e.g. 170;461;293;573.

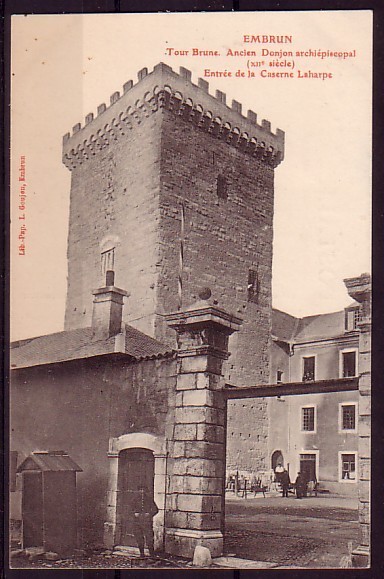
12;494;359;569
224;494;359;568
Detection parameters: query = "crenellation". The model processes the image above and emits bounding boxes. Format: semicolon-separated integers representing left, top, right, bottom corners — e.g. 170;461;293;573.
63;62;284;169
110;91;120;105
97;103;107;115
215;90;226;104
262;119;271;131
198;78;209;92
231;99;242;114
138;67;148;81
123;80;133;93
179;66;192;81
85;112;94;125
247;110;257;124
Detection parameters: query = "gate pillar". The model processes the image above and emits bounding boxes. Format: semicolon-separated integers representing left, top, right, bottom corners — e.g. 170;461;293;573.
344;274;371;568
165;296;242;558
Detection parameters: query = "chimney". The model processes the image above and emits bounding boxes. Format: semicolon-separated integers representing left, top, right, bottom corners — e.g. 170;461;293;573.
91;271;128;340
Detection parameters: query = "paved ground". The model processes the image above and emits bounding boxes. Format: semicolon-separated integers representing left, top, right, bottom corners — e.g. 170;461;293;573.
10;494;359;569
224;493;359;568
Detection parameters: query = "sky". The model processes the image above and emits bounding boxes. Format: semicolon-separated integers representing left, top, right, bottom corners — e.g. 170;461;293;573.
10;11;372;341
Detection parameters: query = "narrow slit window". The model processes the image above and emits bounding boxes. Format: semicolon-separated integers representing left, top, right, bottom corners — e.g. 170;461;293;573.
247;268;259;303
217;174;228;200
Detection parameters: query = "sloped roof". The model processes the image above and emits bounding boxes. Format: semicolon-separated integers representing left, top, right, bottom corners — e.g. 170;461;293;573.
271;309;298;342
10;324;173;370
294;310;346;341
123;324;173;358
17;451;82;472
272;307;356;344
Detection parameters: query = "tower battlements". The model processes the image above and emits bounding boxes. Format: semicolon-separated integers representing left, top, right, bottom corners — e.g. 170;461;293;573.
62;62;284;170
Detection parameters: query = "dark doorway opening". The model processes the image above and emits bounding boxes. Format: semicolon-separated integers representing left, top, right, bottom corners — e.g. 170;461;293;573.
22;471;43;548
300;453;317;482
117;448;155;547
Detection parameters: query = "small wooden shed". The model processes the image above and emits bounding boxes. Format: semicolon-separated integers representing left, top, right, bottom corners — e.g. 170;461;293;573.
17;450;82;556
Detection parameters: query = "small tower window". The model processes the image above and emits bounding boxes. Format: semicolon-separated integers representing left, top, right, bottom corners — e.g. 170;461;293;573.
217;174;228;200
247;268;259;303
101;248;115;276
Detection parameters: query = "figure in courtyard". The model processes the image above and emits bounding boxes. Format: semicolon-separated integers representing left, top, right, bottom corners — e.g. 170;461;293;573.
280;468;291;497
295;472;307;499
132;485;159;557
274;463;284;484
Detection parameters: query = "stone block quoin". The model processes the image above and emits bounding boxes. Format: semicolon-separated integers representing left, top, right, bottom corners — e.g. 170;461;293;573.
62;62;285;170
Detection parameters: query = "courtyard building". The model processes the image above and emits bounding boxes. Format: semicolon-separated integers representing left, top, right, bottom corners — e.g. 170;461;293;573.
9;63;370;566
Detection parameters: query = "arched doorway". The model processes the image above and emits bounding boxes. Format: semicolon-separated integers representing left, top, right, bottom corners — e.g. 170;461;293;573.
104;432;166;550
271;450;284;471
117;448;155;547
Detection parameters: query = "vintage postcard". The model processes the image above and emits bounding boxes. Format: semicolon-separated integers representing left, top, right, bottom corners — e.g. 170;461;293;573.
9;11;372;570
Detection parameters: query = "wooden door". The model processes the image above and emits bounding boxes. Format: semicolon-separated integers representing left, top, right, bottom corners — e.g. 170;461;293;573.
300;453;316;482
22;471;43;548
117;448;155;546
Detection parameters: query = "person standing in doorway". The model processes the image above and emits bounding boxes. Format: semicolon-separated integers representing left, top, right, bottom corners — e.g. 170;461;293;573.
132;484;159;557
274;463;284;485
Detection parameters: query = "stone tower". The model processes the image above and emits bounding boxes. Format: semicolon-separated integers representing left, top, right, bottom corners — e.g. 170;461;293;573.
62;63;284;469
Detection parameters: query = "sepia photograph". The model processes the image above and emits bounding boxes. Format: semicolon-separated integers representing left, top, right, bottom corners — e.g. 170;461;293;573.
9;10;372;570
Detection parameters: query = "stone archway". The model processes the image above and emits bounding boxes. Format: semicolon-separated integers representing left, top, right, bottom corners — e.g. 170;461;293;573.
103;432;167;551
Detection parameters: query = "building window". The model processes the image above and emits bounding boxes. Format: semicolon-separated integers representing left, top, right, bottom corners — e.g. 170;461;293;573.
345;307;361;331
301;406;316;432
276;370;284;383
339;402;357;431
217;174;228;200
302;356;315;382
247;268;259;303
101;248;115;277
340;452;357;481
340;349;358;378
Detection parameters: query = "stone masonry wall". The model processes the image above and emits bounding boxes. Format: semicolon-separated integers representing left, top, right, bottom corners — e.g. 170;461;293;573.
64;112;162;337
157;107;275;470
11;355;176;546
157;107;274;387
